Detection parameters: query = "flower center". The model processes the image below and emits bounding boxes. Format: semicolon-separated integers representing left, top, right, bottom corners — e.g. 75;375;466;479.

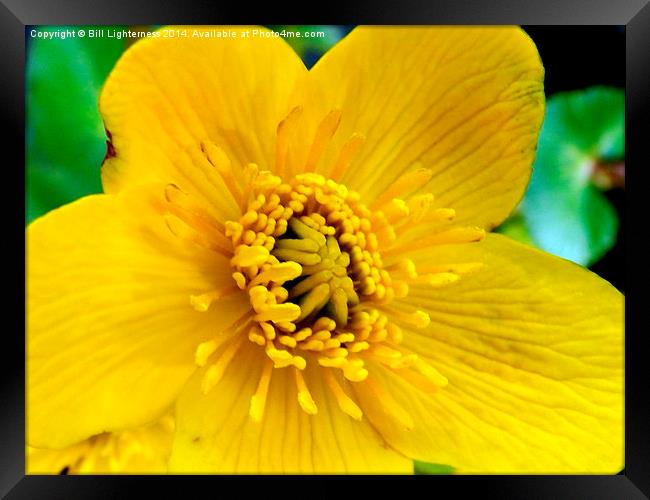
170;108;487;422
227;173;398;386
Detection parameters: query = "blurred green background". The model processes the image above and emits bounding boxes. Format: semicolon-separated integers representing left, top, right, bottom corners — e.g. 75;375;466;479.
25;25;624;474
497;86;624;267
26;25;125;223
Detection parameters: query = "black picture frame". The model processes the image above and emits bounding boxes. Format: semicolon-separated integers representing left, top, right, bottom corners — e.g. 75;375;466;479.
5;1;647;498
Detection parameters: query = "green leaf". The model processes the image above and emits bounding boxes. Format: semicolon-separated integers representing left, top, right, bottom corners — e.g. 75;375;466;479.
26;26;126;224
414;460;455;475
496;212;535;246
517;86;623;266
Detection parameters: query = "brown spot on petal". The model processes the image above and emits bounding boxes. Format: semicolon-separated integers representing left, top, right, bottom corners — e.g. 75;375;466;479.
104;127;116;161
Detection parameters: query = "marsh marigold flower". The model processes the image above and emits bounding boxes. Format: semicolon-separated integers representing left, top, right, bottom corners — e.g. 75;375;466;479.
27;26;623;473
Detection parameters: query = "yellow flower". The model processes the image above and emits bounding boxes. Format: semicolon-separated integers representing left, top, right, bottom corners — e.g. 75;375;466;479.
27;415;174;474
27;26;623;473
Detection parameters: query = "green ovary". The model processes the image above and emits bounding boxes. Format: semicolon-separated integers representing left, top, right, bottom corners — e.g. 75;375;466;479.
272;218;359;327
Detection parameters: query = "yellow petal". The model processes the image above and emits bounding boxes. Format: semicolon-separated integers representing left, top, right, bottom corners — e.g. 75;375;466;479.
359;234;623;473
27;414;175;474
27;441;93;475
27;184;249;448
100;26;308;205
169;341;412;473
310;27;544;229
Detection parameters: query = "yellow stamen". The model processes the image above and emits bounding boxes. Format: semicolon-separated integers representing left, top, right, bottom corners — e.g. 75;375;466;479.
406;193;435;223
370;344;402;359
278;335;297;348
305;109;342;171
201;141;244;209
194;312;252;367
386;258;418;279
249;361;273;423
299;339;325;351
385;226;485;256
412;357;448;387
401;208;457;231
387;323;403;343
409;272;460;287
289;218;327;247
164;214;231;257
330;133;365;181
248;328;266;346
201;335;245;394
334;332;355;343
311;330;332;341
266;342;306;369
232;272;247;289
392;280;409;298
164;184;226;235
381;198;410;224
189;287;237;312
314;316;337;331
294;328;312;342
260;322;276;340
394;368;442;393
275;106;303;177
371;167;433;210
381;306;431;328
324;370;363;421
254;303;302;323
342;361;369;382
194;339;219;367
348;341;370;353
361;377;414;430
318;356;347;368
294;368;318;415
248;262;302;287
231;245;270;268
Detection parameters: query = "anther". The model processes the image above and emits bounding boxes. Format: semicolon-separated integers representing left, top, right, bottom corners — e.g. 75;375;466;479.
294;369;318;415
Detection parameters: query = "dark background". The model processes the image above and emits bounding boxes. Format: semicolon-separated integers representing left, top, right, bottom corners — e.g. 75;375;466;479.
523;26;625;292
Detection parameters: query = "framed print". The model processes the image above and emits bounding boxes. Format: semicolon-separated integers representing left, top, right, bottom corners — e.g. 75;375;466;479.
3;1;647;498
